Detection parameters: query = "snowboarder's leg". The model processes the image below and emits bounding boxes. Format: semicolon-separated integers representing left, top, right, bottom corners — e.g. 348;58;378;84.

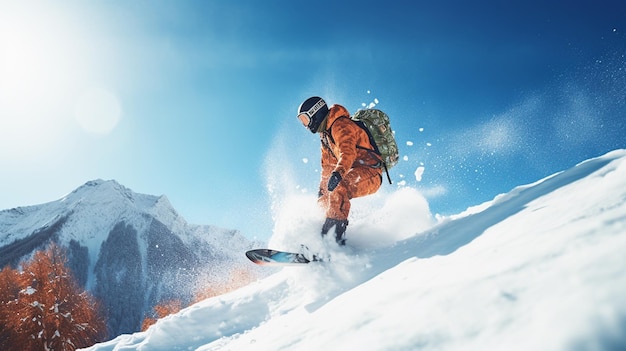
342;166;383;199
321;217;349;245
318;166;382;245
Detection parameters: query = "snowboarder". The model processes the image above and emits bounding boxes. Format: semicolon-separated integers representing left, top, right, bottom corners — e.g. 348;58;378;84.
297;96;383;245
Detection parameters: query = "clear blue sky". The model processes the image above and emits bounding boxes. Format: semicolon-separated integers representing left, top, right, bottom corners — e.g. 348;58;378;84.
1;0;625;242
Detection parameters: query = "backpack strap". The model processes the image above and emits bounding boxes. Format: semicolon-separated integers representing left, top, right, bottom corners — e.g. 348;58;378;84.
351;120;393;185
321;116;392;184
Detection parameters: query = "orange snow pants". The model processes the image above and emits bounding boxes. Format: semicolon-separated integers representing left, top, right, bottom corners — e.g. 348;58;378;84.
318;166;382;220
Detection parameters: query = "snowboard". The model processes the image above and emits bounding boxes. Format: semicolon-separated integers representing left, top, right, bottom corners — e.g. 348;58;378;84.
245;248;317;266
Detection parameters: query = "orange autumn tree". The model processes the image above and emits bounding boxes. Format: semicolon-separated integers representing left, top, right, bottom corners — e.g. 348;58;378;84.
0;265;21;346
1;243;107;351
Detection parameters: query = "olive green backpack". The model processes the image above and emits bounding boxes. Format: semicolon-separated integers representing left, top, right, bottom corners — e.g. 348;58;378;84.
351;109;399;184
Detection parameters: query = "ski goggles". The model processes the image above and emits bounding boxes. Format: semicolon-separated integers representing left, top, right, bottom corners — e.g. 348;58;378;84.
297;112;310;127
297;98;326;128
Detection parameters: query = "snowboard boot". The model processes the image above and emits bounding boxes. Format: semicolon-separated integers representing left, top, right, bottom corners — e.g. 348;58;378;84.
300;244;323;262
321;218;349;246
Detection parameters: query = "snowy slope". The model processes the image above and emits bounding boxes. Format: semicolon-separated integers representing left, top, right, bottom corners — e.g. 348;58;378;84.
82;150;626;351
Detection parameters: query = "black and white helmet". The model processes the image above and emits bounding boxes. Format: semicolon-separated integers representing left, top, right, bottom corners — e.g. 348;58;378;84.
297;96;329;133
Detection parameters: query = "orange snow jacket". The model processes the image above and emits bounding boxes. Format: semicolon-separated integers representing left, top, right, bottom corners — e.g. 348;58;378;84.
319;104;383;183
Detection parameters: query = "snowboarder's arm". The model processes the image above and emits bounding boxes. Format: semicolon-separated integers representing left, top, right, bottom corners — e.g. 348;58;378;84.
330;118;358;177
319;143;333;196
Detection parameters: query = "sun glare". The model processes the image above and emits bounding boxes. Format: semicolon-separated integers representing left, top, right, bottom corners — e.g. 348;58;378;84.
0;4;83;109
0;1;124;159
74;88;122;135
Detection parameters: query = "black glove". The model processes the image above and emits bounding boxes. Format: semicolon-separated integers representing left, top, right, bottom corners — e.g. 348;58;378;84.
327;171;342;192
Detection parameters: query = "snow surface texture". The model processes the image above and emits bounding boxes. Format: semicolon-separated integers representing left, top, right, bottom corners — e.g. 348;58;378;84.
81;150;626;351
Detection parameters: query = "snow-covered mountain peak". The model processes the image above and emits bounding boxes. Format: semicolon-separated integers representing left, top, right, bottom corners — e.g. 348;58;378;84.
148;194;187;232
0;179;259;337
61;179;160;211
50;180;187;243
